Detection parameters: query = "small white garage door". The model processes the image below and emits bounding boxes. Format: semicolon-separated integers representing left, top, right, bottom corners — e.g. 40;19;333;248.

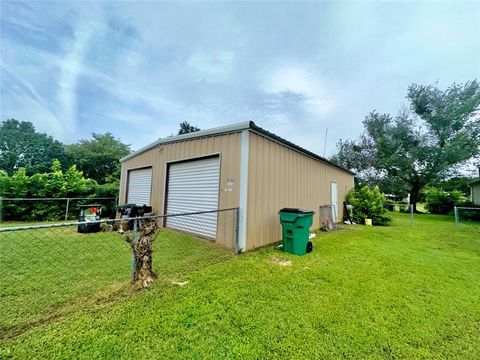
166;156;220;238
127;167;152;206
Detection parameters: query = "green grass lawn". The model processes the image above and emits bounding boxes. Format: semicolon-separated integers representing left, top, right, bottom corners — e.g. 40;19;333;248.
1;213;479;359
0;225;233;335
0;226;131;330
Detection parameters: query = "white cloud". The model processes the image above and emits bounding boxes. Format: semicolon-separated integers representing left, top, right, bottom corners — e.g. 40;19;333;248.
263;66;337;118
187;50;235;82
6;90;63;138
108;112;154;127
57;18;101;139
0;60;64;137
1;0;478;157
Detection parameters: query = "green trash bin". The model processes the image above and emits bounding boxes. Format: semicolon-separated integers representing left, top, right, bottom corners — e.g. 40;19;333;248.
278;208;314;255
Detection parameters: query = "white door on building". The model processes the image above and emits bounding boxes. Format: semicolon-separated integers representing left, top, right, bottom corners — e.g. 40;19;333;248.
165;156;220;238
331;181;338;222
127;167;152;206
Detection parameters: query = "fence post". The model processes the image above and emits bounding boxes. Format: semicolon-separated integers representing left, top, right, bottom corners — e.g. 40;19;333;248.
410;204;413;225
0;197;3;222
131;218;138;280
454;206;459;229
65;198;70;221
235;207;240;254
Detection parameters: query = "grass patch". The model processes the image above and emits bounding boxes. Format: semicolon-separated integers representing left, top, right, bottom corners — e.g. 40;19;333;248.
0;226;131;330
0;226;232;336
1;213;479;358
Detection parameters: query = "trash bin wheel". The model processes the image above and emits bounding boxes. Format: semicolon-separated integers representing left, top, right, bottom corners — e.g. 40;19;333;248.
306;241;313;253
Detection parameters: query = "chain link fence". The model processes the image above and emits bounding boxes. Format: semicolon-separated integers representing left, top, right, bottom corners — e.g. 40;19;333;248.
0;208;238;339
454;206;480;228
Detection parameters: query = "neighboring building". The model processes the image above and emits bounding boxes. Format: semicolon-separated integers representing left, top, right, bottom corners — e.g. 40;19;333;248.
119;121;354;251
470;179;480;205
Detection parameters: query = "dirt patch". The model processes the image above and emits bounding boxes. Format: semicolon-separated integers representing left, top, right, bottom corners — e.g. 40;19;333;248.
0;282;131;342
268;257;292;267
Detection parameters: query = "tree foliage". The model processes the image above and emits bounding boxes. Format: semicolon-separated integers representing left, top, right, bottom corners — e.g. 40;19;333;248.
332;81;480;211
0;120;131;220
65;133;130;184
0;160;98;221
0;119;70;175
178;121;200;135
434;176;476;196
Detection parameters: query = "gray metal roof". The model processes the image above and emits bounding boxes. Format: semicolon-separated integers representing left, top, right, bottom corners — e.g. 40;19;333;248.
120;121;251;162
120;121;354;175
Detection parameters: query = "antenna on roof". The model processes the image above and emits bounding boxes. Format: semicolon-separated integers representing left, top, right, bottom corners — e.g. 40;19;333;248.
323;128;328;157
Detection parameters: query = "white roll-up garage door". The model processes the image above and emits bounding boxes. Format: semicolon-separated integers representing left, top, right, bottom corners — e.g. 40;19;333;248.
127;167;152;206
166;156;220;238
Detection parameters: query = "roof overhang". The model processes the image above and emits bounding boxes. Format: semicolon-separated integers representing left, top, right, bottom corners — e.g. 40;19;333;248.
120;121;355;176
469;179;480;186
120;121;251;162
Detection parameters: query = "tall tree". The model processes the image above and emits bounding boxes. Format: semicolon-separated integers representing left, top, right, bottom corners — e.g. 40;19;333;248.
435;176;477;196
0;119;69;175
332;81;480;212
178;121;200;135
65;133;130;184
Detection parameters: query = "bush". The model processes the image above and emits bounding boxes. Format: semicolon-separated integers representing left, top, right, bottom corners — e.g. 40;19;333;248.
93;182;120;218
346;186;391;225
424;187;466;214
0;160;118;221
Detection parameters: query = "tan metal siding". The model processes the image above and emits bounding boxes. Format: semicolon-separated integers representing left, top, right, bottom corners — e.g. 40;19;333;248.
246;132;354;250
119;132;242;249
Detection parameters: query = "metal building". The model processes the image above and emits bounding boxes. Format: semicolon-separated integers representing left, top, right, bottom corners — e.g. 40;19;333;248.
119;121;354;251
470;179;480;205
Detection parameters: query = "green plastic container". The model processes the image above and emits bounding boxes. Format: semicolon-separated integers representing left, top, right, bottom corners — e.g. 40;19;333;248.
278;208;314;255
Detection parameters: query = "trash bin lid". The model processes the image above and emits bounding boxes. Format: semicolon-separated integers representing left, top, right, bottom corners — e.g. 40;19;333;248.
116;203;148;209
279;208;314;214
116;203;137;209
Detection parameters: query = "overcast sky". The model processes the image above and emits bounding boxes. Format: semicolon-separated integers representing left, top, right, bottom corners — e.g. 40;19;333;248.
1;1;479;157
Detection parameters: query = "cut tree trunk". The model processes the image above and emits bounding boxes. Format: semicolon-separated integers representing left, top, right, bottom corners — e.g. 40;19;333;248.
120;218;159;288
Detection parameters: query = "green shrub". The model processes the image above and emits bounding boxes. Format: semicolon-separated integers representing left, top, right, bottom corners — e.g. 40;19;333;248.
0;160;118;221
93;182;120;218
424;187;466;214
346;186;391;225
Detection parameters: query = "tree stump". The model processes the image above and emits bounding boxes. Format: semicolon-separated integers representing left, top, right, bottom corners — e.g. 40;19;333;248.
120;218;159;288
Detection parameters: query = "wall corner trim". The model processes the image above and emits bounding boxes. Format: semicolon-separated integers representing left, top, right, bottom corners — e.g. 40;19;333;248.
238;129;249;252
